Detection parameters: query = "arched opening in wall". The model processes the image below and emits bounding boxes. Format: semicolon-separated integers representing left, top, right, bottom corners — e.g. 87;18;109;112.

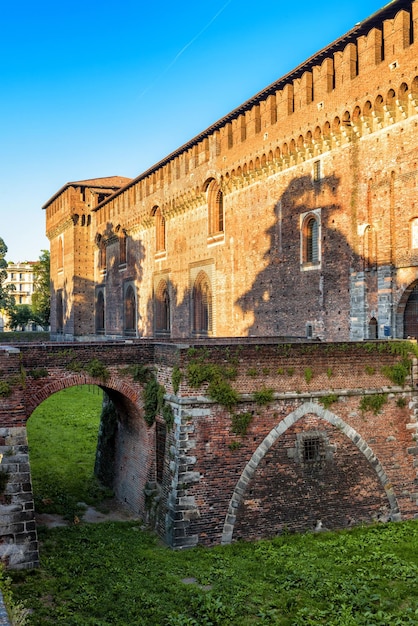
332;117;341;141
411;76;418;102
205;178;224;236
119;232;127;266
323;121;331;143
155;279;170;336
362;101;373;130
228;406;397;542
152;206;166;253
403;283;418;338
398;82;409;112
96;290;105;334
27;385;105;521
124;284;137;336
373;94;384;125
57;237;64;271
342;111;351;136
27;383;156;528
99;238;107;271
352;105;361;133
368;317;378;339
56;289;63;333
385;89;396;120
192;271;212;335
302;214;320;264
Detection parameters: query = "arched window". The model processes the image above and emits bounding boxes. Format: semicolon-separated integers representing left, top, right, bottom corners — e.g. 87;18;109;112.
155;280;170;334
369;317;378;339
206;179;224;236
57;237;64;270
56;290;63;333
411;218;418;249
302;215;320;264
192;271;212;334
119;232;127;265
404;284;418;338
96;291;105;334
153;207;166;253
99;238;106;270
124;285;136;335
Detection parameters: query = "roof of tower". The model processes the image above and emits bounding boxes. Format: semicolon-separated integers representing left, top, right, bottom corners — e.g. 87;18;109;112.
42;176;132;209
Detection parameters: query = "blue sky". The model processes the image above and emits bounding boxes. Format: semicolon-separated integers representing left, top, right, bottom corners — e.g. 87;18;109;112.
1;0;385;262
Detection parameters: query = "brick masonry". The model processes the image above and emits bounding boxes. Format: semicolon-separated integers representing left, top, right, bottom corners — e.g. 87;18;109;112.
43;0;418;344
1;340;418;567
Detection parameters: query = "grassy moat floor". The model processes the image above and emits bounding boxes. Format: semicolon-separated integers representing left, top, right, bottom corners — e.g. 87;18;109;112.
4;386;418;625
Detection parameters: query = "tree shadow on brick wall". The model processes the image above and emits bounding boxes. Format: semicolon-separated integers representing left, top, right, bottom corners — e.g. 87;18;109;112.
235;172;362;341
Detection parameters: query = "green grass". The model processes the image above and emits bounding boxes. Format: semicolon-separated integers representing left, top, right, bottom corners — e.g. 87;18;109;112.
27;385;107;519
10;521;418;625
7;386;418;625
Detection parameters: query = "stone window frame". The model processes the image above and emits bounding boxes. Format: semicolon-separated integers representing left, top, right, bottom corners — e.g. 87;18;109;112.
204;178;225;245
410;217;418;249
190;264;214;336
295;430;333;466
154;276;171;336
152;206;166;258
300;208;321;270
123;281;137;336
95;288;105;335
313;159;321;182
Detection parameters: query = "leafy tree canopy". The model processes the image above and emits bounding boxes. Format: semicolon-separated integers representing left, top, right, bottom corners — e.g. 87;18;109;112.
32;250;50;329
8;304;33;331
0;237;16;313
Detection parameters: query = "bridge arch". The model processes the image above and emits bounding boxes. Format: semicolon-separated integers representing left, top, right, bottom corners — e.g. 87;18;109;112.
26;373;154;519
221;401;401;544
26;373;142;420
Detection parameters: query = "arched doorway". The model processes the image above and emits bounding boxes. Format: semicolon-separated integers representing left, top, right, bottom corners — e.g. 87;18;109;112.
403;283;418;338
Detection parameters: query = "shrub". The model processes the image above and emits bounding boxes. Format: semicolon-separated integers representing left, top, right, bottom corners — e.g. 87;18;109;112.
381;362;410;387
208;378;238;411
28;367;49;379
172;366;182;394
0;381;11;398
85;359;110;381
162;404;175;430
359;393;387;415
143;377;165;426
319;393;339;409
253;387;274;405
304;367;313;383
231;412;253;436
128;364;152;384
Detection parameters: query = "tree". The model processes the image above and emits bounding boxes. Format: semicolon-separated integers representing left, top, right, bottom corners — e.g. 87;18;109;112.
8;304;33;331
32;250;50;329
0;237;15;314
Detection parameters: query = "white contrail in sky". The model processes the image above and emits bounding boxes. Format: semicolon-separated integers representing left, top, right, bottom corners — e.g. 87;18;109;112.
138;0;233;99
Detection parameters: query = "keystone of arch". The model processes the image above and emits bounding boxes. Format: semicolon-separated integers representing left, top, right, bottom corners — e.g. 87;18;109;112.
221;401;400;545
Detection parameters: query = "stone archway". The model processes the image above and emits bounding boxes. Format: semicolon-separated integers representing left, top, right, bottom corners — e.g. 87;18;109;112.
400;281;418;339
221;402;401;544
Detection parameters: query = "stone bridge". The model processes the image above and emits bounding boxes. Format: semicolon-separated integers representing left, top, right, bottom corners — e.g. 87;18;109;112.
0;339;418;569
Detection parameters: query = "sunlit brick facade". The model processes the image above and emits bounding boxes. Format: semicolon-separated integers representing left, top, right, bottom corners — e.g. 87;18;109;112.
44;0;418;342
